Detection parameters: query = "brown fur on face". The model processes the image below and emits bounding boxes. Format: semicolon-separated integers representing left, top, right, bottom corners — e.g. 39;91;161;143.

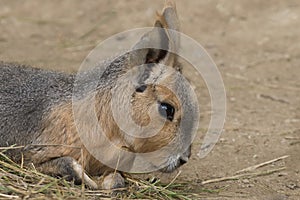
130;84;181;153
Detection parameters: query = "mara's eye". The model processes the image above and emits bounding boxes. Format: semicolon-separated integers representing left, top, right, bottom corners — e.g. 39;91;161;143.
158;102;175;121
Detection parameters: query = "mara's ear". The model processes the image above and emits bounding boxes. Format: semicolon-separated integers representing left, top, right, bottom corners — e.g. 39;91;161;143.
131;0;180;68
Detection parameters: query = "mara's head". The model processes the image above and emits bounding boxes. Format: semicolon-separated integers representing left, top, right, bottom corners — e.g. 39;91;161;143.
73;1;199;173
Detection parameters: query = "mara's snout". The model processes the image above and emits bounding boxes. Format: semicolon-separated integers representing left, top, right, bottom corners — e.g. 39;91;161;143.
160;145;192;173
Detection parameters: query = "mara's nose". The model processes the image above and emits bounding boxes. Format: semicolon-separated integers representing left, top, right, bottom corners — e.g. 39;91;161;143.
179;156;189;165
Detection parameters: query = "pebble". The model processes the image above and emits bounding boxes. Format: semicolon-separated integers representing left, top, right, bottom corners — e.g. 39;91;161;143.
242;179;250;184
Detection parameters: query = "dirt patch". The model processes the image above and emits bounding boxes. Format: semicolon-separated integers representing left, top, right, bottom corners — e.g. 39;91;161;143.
0;0;299;199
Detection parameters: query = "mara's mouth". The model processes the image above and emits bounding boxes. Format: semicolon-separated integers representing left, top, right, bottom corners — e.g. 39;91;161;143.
159;155;189;173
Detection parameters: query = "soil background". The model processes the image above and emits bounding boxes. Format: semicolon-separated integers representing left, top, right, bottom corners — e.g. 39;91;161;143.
0;0;299;199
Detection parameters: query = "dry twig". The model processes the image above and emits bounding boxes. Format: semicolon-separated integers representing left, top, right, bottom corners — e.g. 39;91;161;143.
202;167;286;185
235;155;289;174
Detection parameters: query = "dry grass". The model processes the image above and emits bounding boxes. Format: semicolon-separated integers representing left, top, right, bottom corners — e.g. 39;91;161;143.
0;147;199;200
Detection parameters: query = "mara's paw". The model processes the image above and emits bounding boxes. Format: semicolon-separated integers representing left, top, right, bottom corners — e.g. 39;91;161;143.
102;172;125;190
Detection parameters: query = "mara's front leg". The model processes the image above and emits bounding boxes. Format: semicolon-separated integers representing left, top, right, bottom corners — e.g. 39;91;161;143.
37;156;98;189
36;156;126;190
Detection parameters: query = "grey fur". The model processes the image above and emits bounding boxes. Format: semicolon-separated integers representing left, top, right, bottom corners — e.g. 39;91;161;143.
0;62;74;147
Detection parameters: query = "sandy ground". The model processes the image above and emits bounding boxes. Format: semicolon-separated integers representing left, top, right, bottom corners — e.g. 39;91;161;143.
0;0;299;199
